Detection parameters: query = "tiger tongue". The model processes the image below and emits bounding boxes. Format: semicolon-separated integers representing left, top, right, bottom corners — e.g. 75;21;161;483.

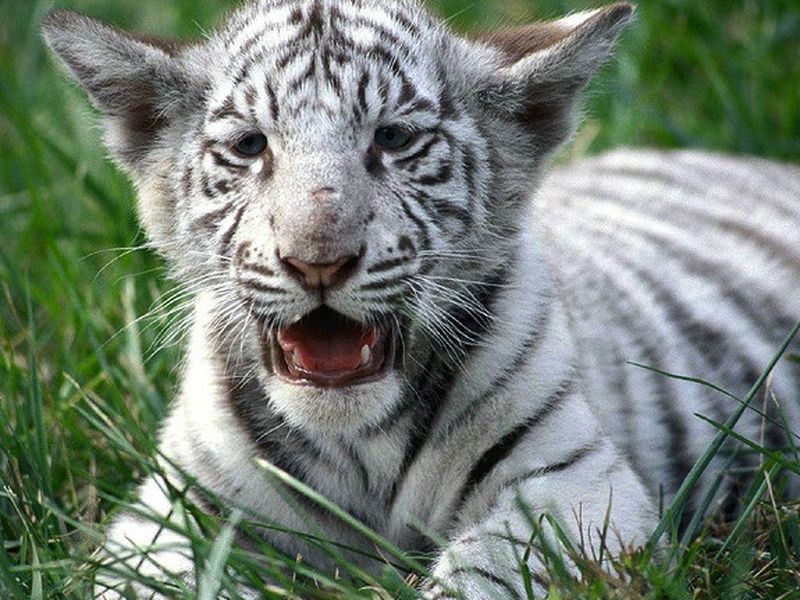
278;310;376;373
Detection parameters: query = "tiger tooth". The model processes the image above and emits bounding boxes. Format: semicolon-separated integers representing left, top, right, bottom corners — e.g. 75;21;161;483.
292;348;302;366
360;344;371;366
291;314;302;324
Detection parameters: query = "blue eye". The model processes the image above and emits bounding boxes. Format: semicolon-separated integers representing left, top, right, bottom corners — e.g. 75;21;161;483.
374;126;413;151
233;133;268;157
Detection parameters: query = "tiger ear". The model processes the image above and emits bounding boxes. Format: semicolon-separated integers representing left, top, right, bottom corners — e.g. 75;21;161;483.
42;9;194;167
478;3;634;154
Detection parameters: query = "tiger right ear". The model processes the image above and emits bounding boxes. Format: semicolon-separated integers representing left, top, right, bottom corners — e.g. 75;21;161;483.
42;10;195;167
477;3;634;155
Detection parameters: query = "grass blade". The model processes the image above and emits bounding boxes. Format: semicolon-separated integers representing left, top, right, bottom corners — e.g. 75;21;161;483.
647;321;800;548
199;509;242;600
254;459;429;577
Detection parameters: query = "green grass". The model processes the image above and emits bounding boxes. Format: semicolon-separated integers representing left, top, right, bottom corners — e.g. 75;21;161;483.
1;0;800;598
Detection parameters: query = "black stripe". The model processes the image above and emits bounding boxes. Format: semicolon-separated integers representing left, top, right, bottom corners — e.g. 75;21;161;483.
362;292;405;311
265;81;280;121
609;341;640;468
444;297;552;434
239;262;276;278
438;86;457;121
223;373;307;482
226;30;264;74
342;442;370;493
190;200;234;233
400;198;431;253
425;590;459;600
387;264;511;499
237;277;286;295
360;274;408;292
395;135;439;168
210;150;246;171
387;7;423;38
458;379;575;507
364;144;386;177
208;98;245;123
243;85;257;114
412;159;453;186
286;55;317;93
201;173;219;199
218;204;246;257
461;144;479;213
397;76;419;107
215;180;232;195
499;441;602;491
181;164;194;197
350;16;416;61
367;258;406;274
275;46;304;71
408;189;470;233
588;267;694;511
486;530;534;550
357;71;370;114
363;42;403;74
574;202;800;427
593;160;799;222
447;567;521;599
320;48;342;92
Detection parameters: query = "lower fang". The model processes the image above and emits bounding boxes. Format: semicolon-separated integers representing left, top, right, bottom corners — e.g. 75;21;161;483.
360;344;371;366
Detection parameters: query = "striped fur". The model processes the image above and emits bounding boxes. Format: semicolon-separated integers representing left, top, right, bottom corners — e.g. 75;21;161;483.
42;1;799;598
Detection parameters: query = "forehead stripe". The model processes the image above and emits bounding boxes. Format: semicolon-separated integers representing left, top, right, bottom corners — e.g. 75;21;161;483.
224;1;424;80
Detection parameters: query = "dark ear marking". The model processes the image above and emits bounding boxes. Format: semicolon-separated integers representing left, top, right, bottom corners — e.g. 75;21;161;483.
476;3;635;154
41;9;196;167
479;22;572;64
480;3;634;65
127;33;188;58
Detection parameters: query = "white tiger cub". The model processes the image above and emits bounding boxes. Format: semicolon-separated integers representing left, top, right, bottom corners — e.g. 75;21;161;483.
42;0;800;597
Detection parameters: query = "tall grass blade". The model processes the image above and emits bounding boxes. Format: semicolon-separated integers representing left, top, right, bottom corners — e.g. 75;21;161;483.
715;463;780;559
254;459;429;577
647;321;800;548
199;509;242;600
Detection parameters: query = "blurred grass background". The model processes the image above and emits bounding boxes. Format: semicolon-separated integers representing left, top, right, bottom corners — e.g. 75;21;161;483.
1;0;799;598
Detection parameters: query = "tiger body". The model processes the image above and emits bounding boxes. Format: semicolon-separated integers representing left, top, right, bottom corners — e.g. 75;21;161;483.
42;0;800;597
539;149;800;511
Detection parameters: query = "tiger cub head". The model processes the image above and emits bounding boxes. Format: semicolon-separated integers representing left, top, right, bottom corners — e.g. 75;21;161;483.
43;0;632;434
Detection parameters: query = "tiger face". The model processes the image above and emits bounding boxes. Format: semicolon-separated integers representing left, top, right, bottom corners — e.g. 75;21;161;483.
152;1;500;433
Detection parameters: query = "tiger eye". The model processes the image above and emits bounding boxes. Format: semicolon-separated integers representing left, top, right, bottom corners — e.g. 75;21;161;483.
374;126;413;151
233;133;268;157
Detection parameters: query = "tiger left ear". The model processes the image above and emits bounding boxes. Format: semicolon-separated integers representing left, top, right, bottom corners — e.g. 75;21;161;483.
42;9;195;168
478;2;635;154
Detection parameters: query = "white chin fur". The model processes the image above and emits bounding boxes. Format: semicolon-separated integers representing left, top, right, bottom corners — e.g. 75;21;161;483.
264;372;402;435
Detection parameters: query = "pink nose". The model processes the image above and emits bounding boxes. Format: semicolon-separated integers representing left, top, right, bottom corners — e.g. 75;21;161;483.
280;254;361;290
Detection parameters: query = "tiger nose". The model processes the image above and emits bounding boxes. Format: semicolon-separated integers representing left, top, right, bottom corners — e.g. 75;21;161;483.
280;252;362;290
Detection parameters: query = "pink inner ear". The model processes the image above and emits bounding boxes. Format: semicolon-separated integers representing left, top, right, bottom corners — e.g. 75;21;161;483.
479;23;571;64
477;2;635;66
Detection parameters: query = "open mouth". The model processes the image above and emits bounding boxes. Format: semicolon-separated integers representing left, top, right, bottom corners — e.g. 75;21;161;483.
270;306;395;388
